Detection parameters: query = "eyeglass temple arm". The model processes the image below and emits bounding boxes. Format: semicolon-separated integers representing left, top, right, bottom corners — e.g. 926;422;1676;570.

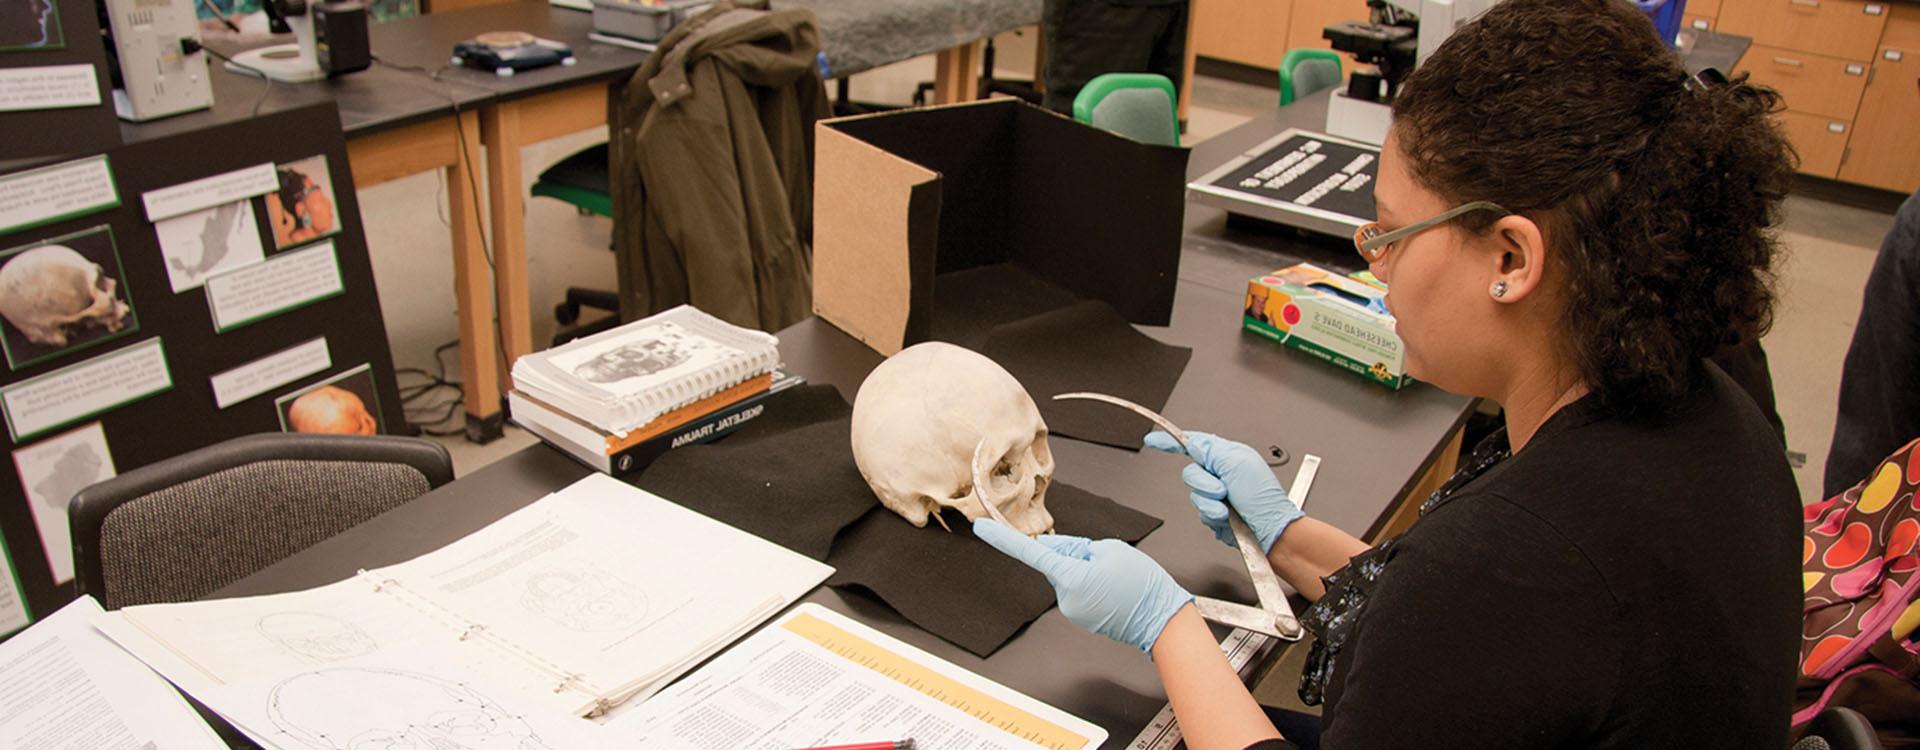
1357;200;1510;252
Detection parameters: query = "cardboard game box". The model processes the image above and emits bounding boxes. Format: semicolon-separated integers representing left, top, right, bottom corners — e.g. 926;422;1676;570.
1244;263;1410;389
810;98;1190;355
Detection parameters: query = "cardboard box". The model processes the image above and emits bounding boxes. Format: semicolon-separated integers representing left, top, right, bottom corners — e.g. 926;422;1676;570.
811;98;1190;355
1244;263;1411;389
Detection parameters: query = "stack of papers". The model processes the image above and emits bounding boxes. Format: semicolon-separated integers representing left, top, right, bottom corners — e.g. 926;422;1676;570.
511;305;781;437
93;473;834;744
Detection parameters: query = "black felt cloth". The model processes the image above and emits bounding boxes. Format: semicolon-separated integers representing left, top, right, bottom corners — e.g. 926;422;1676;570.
825;482;1161;657
630;382;1163;657
982;299;1193;450
629;385;867;560
928;264;1082;349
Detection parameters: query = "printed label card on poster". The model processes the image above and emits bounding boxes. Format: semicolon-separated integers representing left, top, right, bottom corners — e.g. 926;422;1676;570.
10;420;112;584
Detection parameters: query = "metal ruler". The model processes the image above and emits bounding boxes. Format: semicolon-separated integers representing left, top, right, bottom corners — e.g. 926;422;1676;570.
1127;453;1322;750
1125;627;1275;750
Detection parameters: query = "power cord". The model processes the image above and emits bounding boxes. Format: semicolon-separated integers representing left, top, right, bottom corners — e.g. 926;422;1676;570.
181;38;276;116
397;339;469;436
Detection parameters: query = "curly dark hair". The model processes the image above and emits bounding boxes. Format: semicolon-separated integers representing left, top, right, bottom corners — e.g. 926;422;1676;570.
1390;0;1793;416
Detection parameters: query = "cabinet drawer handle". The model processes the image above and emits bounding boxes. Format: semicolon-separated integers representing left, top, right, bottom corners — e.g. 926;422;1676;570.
1773;56;1805;67
1789;0;1820;7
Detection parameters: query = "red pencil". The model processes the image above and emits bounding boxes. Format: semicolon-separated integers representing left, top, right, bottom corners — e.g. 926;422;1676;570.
788;742;915;750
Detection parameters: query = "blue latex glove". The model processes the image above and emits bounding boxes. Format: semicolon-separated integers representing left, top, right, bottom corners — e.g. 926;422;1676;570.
1143;430;1304;553
973;518;1193;654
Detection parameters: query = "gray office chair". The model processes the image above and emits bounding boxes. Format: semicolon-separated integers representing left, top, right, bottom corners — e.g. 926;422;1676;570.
69;433;454;610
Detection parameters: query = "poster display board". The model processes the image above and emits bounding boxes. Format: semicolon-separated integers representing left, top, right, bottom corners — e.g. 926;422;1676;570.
0;102;402;626
0;0;119;167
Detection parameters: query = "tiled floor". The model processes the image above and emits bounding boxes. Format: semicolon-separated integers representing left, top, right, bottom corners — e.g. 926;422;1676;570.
387;40;1902;506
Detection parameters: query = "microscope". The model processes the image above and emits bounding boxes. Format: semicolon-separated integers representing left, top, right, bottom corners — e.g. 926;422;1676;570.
224;0;371;82
1320;0;1497;144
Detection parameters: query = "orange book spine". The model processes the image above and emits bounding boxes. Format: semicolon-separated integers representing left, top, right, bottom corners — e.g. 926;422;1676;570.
603;374;773;453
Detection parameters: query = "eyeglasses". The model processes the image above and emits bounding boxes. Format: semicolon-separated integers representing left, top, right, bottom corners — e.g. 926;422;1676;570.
1354;201;1510;263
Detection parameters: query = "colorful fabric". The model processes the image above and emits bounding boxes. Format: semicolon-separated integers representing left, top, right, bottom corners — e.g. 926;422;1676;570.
1800;436;1920;683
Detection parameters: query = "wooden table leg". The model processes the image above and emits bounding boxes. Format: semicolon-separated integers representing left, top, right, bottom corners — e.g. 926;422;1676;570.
447;109;505;443
1179;0;1198;127
481;102;533;386
933;41;984;105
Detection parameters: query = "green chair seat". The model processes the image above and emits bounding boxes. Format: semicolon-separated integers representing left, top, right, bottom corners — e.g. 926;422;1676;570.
530;143;613;218
1279;48;1344;106
1071;72;1179;147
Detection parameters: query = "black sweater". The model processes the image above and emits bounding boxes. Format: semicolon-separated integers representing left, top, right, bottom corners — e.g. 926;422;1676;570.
1250;366;1801;749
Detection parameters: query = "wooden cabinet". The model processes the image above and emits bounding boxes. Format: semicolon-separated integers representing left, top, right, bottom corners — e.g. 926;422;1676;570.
1286;0;1371;66
1192;0;1367;71
1191;0;1293;69
1686;14;1716;31
1837;7;1920;193
1691;0;1726;18
1719;0;1890;61
1738;44;1871;119
1776;111;1853;178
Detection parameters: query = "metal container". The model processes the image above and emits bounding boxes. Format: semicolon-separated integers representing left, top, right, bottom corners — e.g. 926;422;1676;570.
591;0;712;43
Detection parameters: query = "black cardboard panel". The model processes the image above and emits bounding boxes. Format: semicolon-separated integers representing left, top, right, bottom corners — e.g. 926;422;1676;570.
0;102;403;620
0;0;121;164
821;99;1185;351
1007;103;1186;328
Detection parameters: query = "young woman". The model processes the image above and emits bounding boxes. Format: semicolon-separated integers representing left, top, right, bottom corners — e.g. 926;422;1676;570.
975;1;1803;747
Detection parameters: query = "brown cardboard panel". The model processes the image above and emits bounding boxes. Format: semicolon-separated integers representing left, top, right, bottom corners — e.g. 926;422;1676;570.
812;98;1188;356
812;123;939;356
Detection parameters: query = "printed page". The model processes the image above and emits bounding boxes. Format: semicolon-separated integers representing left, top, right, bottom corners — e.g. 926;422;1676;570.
0;596;223;749
197;637;607;749
606;604;1106;750
102;575;582;718
371;473;834;709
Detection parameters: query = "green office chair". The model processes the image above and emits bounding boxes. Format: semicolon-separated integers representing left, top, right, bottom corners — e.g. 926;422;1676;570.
1279;48;1344;106
1071;73;1179;146
529;143;622;345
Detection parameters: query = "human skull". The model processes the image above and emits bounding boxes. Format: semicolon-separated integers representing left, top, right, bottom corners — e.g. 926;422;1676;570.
850;342;1055;536
0;244;129;348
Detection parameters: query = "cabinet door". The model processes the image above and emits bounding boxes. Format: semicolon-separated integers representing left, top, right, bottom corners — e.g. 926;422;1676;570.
1719;0;1890;61
1737;44;1871;119
1837;9;1920;192
1193;0;1295;69
1777;111;1851;177
1691;0;1724;18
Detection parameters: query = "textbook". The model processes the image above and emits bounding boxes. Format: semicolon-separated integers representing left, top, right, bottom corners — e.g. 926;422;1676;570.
511;369;802;475
511;305;782;436
95;474;834;721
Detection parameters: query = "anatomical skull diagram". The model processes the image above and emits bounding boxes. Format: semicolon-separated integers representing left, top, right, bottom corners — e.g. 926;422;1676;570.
851;342;1056;536
0;244;129;348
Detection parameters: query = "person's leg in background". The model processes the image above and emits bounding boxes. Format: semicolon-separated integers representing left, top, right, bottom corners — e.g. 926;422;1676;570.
1825;189;1920;499
1041;0;1190;114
